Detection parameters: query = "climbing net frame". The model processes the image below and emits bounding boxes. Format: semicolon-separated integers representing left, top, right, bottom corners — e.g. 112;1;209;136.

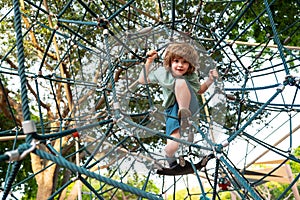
0;0;299;199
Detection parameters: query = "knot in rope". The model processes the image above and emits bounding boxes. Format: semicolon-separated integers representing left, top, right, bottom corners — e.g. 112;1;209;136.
97;18;109;28
284;75;297;86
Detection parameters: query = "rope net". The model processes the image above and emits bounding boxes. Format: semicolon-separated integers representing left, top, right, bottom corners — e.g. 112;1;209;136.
0;0;299;199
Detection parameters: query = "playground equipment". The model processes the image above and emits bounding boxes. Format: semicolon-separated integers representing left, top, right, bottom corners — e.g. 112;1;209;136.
0;0;299;199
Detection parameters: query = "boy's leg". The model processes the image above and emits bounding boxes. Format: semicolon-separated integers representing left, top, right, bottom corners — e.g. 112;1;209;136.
165;129;180;168
174;78;199;115
175;78;191;110
174;78;199;142
175;78;192;129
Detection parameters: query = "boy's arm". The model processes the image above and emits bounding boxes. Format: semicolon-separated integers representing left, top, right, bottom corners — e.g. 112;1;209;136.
198;69;218;94
138;50;158;84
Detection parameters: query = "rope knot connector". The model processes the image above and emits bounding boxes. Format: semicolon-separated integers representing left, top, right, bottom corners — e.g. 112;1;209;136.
22;120;37;134
98;18;109;29
4;140;37;162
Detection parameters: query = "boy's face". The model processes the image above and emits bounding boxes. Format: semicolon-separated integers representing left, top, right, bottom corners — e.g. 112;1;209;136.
170;56;190;77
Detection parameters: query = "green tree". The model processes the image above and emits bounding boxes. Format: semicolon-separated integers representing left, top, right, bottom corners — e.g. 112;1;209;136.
254;146;300;199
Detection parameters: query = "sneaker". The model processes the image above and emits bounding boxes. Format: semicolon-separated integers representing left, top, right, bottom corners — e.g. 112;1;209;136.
169;160;178;169
179;156;186;167
178;108;191;129
166;156;178;169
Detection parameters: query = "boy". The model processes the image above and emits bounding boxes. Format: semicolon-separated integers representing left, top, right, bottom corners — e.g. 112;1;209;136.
138;42;218;168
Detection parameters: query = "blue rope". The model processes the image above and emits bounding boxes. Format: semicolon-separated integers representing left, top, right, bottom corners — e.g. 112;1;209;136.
263;0;290;75
79;175;105;200
0;1;299;199
243;132;300;164
212;158;220;200
2;0;34;198
219;155;262;199
224;83;281;91
47;179;73;200
103;29;120;119
24;0;49;15
188;157;208;199
38;30;59;72
212;0;255;51
32;119;113;140
34;149;163;200
2;161;22;200
235;72;249;130
0;154;9;162
107;0;135;22
34;78;46;135
57;0;74;18
0;7;14;22
224;86;284;147
276;172;300;200
123;117;213;151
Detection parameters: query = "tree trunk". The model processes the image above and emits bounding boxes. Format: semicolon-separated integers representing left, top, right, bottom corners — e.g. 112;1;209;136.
30;145;56;200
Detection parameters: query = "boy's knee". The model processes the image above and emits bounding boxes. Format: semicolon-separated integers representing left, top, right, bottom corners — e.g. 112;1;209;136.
175;78;188;89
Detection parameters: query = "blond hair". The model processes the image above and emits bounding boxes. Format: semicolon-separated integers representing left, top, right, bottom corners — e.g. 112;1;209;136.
163;43;199;75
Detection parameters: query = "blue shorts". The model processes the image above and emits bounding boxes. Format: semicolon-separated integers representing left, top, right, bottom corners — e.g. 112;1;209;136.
165;79;200;136
165;103;180;136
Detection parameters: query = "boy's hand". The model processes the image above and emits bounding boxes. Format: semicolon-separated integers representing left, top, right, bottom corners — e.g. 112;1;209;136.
146;50;158;62
209;69;219;81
